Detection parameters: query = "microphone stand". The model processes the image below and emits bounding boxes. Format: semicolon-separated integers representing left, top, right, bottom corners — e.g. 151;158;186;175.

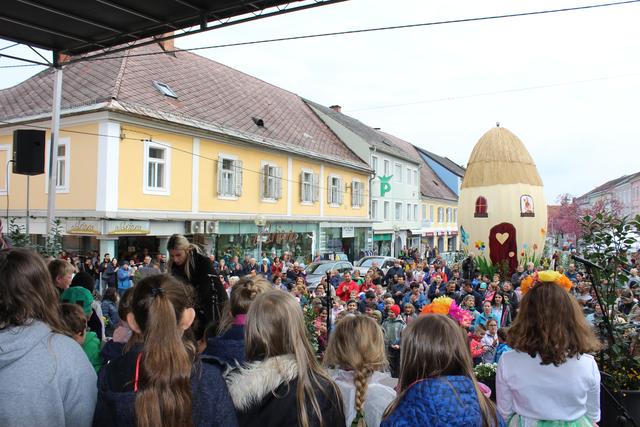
326;271;332;335
571;254;638;427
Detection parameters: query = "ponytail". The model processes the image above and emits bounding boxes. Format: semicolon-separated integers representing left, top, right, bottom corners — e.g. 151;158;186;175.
132;275;196;427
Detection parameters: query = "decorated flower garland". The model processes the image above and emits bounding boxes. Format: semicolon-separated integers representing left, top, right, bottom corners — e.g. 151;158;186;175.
519;270;573;295
421;296;474;327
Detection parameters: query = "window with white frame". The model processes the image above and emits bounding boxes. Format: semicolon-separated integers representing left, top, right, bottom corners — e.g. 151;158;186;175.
371;199;378;219
422;205;427;221
351;180;364;208
383;159;390;176
144;140;169;194
406;203;412;221
395;202;402;221
438;207;444;223
371;156;378;176
406;167;412;185
217;155;243;198
384;201;390;220
414;204;418;222
430;205;434;221
413;170;418;186
301;170;313;203
453;208;458;223
395;163;402;183
261;163;282;200
328;175;343;205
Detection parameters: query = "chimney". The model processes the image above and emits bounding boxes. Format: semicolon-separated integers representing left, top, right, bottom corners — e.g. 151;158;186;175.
155;32;175;53
329;105;342;113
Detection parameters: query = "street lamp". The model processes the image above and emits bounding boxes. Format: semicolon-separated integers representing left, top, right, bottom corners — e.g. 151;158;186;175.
255;215;267;259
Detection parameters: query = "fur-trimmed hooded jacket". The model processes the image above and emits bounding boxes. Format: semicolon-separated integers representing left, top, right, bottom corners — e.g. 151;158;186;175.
226;354;346;427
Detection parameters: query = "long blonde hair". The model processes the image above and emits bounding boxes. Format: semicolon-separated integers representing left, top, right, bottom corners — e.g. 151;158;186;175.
383;314;498;427
324;316;387;426
217;275;271;335
245;291;343;427
166;234;202;281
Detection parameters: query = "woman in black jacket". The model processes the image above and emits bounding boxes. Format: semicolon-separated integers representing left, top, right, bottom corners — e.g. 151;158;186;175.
167;234;228;340
226;291;345;427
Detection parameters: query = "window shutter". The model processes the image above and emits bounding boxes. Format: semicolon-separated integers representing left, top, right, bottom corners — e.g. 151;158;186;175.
275;167;283;200
337;177;344;205
359;182;365;207
216;155;224;196
313;173;320;202
327;176;333;204
299;172;305;202
234;159;243;197
261;164;269;199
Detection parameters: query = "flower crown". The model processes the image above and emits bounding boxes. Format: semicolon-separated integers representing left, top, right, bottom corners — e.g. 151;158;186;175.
520;270;573;294
421;296;474;326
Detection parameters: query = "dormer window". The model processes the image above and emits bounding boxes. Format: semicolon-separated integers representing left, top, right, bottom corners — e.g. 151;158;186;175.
153;81;177;98
475;196;488;217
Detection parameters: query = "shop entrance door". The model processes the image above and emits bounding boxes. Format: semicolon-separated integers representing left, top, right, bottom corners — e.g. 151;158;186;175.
341;237;355;262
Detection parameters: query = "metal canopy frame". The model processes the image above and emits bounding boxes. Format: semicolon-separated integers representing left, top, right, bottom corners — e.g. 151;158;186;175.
0;0;344;236
0;0;344;64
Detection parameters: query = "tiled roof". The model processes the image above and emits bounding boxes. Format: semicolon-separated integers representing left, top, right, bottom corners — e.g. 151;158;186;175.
375;130;458;202
304;99;419;163
577;171;640;200
0;43;365;168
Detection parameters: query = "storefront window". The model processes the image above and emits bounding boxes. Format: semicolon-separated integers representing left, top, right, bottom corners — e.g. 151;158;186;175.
217;232;313;263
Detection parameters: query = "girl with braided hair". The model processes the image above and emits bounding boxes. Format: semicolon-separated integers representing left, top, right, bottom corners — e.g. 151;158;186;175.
324;316;396;427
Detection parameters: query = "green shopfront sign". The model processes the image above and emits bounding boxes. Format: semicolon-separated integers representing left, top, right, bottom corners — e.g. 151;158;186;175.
373;233;392;242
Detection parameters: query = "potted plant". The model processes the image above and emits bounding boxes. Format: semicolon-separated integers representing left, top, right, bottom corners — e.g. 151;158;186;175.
473;362;498;400
579;211;640;424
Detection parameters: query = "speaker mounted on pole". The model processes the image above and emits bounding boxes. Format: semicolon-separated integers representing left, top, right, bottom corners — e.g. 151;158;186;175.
12;129;46;176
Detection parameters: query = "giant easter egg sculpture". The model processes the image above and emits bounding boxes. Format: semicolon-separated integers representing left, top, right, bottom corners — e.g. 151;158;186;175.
458;126;547;274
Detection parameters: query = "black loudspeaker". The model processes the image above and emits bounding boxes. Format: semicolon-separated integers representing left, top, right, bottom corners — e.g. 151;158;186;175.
13;129;46;175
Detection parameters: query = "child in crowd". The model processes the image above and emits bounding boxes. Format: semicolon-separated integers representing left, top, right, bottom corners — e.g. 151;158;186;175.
346;299;359;315
381;304;405;378
0;249;97;427
94;274;238;427
48;258;74;295
71;270;106;341
497;272;602;426
381;314;503;426
325;316;396;427
481;319;499;364
203;276;270;367
475;300;496;329
61;302;102;372
101;287;119;337
494;327;512;363
101;287;135;364
491;293;511;327
225;291;345;427
469;325;486;366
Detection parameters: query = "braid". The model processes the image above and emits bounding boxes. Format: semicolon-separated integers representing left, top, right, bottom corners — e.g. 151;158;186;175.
353;365;371;418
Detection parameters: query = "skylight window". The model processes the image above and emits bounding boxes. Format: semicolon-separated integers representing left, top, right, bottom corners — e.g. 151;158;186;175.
153;81;177;98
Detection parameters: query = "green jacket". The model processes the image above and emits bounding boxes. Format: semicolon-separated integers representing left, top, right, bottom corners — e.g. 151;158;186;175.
82;331;102;372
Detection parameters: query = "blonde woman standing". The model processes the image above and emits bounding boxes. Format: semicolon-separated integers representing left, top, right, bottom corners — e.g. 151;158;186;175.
324;316;396;427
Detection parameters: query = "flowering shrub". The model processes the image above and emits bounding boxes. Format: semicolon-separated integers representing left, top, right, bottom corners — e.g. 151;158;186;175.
473;362;498;380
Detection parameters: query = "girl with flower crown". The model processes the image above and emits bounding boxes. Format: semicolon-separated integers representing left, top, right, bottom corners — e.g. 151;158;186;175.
496;271;602;427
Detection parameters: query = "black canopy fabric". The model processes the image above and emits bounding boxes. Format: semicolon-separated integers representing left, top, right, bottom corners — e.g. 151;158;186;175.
0;0;343;61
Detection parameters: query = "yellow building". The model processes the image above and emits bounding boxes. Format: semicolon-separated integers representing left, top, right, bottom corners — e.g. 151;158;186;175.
0;41;371;262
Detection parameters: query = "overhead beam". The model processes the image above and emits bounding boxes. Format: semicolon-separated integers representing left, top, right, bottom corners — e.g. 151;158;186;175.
94;0;177;28
0;14;92;44
15;0;128;35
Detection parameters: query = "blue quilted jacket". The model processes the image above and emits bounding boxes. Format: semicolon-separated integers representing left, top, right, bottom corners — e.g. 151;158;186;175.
381;375;505;427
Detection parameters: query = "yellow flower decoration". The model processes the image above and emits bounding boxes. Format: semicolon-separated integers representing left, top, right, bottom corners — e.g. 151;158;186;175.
521;270;573;294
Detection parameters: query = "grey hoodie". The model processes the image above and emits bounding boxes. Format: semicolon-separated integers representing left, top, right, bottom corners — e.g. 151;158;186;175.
0;320;97;427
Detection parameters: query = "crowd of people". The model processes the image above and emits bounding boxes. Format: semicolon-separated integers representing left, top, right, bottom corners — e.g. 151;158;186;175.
1;236;639;426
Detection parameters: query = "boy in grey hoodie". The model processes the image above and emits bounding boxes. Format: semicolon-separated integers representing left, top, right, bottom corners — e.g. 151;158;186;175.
0;249;97;427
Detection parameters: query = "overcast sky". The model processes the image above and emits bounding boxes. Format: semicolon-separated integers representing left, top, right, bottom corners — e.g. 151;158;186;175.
1;0;639;204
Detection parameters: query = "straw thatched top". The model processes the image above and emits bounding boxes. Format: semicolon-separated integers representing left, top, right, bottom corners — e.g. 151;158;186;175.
461;126;543;189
